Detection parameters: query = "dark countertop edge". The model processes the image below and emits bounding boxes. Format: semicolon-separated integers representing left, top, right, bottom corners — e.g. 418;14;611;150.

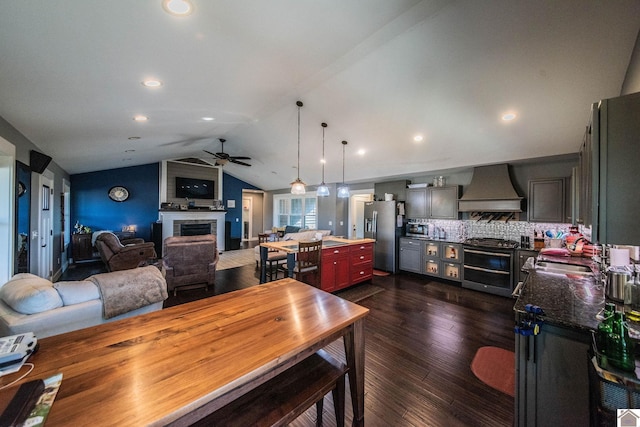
400;236;464;244
514;255;604;332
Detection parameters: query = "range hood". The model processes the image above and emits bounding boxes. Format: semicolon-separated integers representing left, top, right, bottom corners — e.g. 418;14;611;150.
458;164;523;212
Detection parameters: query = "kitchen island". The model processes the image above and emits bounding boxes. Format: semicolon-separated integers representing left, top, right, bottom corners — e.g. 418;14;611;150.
514;254;604;426
259;237;375;291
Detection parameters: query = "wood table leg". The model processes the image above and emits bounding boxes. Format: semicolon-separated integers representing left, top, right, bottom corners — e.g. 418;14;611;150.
344;319;365;427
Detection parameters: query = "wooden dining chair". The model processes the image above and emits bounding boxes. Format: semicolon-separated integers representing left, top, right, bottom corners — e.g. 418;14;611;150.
257;232;287;281
293;240;322;286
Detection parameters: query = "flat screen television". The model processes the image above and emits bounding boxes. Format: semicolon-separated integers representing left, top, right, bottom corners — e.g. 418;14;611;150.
175;176;215;199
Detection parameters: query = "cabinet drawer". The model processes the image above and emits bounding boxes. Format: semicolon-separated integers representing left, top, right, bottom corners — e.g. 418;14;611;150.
442;243;461;262
351;251;373;264
350;243;373;254
425;259;440;275
351;264;373;283
322;247;349;261
442;262;461;281
425;242;440;257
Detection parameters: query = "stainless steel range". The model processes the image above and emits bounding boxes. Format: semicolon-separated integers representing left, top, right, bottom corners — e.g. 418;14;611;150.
462;238;518;297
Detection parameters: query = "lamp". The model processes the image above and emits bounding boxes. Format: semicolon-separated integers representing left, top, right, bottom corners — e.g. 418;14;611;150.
337;140;350;198
316;122;330;197
291;101;306;195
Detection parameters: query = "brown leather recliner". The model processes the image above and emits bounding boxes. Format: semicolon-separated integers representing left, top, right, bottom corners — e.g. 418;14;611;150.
162;235;219;296
95;232;157;271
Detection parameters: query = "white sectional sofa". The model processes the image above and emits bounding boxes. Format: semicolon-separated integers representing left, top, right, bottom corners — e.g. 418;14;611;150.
0;266;167;338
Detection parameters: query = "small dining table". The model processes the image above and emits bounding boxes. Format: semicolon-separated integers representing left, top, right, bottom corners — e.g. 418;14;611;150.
4;278;369;426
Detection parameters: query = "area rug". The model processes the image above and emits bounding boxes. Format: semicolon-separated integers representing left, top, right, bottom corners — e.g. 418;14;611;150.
335;283;385;303
217;248;255;270
471;346;515;397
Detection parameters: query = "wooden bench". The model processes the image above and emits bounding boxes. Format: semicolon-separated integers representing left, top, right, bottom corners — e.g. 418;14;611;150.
194;349;348;427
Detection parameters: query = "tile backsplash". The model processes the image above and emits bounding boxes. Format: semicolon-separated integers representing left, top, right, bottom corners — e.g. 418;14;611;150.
412;219;574;247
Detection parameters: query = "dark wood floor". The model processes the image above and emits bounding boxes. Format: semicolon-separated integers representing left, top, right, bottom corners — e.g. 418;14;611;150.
61;259;515;426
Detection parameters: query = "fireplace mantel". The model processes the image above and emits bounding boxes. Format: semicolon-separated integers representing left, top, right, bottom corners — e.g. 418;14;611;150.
159;210;226;251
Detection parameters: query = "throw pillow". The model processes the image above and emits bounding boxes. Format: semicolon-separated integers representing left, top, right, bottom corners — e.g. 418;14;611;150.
0;275;63;314
54;281;100;306
284;225;301;234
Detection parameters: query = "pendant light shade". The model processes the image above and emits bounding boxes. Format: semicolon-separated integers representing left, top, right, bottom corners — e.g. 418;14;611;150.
337;140;350;198
317;122;330;197
291;101;306;195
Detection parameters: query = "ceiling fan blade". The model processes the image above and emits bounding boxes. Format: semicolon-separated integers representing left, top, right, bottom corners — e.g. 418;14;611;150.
230;156;251;160
230;159;251;167
203;150;217;157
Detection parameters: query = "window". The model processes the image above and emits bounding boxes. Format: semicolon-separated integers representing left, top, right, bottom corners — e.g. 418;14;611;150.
273;193;317;229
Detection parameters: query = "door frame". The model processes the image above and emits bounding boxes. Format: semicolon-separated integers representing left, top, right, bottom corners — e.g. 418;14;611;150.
242;197;252;241
37;171;54;279
0;136;15;285
348;190;374;239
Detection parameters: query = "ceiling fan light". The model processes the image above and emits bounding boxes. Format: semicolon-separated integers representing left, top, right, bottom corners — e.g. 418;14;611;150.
317;183;330;197
337;185;350;198
291;178;306;195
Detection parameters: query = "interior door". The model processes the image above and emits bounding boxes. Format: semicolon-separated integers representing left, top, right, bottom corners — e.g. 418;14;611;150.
38;174;53;279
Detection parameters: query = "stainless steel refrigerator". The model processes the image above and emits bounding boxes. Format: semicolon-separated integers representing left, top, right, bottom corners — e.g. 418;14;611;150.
364;201;399;273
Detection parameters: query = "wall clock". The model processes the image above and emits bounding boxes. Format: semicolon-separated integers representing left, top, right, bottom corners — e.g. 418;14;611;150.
108;186;129;202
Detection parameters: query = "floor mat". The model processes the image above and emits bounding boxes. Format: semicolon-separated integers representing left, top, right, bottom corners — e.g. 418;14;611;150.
335;283;385;303
471;346;515;397
373;269;390;276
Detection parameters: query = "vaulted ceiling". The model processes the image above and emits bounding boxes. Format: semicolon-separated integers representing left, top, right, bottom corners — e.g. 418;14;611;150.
0;1;639;190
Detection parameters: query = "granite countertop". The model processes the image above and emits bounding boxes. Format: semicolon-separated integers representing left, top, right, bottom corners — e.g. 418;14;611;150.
401;236;465;244
513;254;605;332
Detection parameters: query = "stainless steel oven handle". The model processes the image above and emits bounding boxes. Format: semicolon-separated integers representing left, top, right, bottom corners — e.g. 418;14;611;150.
463;248;512;257
464;265;510;275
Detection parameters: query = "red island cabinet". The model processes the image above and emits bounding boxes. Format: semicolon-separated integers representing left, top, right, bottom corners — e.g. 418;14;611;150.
349;242;373;287
320;246;350;292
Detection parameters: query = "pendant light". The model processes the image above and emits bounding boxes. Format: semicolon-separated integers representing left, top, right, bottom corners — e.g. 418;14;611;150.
290;101;306;195
316;122;330;197
337;140;350;198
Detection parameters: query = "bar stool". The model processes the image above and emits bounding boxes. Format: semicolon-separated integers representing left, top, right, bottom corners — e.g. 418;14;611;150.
258;233;287;281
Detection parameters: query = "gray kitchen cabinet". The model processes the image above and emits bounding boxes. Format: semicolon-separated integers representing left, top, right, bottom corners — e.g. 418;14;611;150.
578;92;640;245
429;186;461;219
406;185;460;219
515;321;591;427
406;188;428;218
423;241;462;282
527;178;566;223
399;237;423;273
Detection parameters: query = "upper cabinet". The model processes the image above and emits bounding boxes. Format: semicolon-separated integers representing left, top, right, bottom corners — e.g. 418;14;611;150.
406;188;428;218
406;186;460;220
528;178;567;223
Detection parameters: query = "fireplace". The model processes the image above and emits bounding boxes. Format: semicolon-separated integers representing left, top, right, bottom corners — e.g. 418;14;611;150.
159;210;227;251
180;223;213;236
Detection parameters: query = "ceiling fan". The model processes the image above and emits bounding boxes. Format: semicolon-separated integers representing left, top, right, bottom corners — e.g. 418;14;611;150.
203;138;251;167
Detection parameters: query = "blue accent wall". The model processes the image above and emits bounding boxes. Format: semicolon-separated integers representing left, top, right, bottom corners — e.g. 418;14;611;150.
70;165;261;243
71;163;159;241
222;172;260;238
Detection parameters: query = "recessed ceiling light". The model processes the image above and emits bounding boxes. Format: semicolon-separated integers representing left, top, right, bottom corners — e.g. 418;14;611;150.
133;115;148;122
202;117;215;121
142;79;162;88
502;112;517;121
162;0;193;16
357;149;366;156
128;136;141;140
413;135;424;142
125;149;136;153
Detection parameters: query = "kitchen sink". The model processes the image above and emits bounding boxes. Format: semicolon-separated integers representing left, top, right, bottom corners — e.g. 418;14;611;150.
535;261;592;275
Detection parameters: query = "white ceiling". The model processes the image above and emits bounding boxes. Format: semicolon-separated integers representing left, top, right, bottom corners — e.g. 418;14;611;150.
0;0;639;190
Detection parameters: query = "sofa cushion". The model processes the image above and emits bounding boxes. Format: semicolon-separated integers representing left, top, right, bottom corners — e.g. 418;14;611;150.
0;274;63;315
54;281;101;306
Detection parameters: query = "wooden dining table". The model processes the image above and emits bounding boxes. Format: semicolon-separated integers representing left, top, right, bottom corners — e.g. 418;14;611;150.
3;278;369;426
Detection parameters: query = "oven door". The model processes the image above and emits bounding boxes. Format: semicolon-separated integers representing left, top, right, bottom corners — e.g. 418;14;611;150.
462;247;514;297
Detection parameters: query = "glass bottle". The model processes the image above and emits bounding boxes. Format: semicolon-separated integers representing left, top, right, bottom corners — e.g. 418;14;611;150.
608;311;636;372
597;302;616;357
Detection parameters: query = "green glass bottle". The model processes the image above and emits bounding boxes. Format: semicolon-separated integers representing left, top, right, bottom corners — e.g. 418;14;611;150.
609;312;636;372
597;303;616;358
